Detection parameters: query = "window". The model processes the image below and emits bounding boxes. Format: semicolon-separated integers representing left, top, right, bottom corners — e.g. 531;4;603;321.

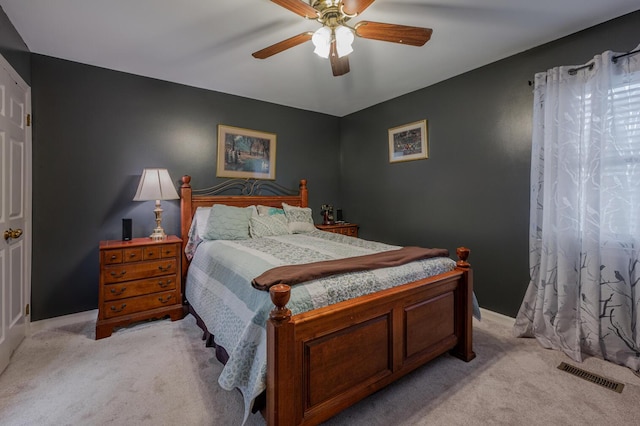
601;79;640;237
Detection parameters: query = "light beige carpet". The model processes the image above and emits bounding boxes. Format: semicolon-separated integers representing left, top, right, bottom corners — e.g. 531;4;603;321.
0;312;638;425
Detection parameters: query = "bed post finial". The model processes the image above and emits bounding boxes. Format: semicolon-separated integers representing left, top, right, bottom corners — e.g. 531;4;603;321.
269;284;292;325
456;247;470;269
182;175;191;188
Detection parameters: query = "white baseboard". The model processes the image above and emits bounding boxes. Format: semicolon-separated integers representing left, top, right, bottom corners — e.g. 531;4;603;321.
480;308;515;327
29;309;98;334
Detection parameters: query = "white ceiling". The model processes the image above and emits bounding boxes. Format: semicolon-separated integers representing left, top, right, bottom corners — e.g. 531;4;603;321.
2;0;638;116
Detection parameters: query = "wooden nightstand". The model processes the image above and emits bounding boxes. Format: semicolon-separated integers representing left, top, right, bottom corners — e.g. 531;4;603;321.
316;223;359;238
96;235;184;339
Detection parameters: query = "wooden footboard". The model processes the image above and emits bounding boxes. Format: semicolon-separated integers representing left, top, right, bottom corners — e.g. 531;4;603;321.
267;249;475;425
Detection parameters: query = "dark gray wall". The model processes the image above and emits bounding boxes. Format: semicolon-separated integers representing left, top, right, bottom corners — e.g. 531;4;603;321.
4;6;640;320
30;55;341;320
340;10;640;317
0;6;30;84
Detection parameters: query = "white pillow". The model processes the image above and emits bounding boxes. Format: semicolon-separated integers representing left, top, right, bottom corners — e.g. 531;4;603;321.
282;202;316;233
194;207;212;239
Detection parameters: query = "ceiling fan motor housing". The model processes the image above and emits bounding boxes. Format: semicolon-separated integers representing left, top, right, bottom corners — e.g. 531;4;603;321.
311;0;352;29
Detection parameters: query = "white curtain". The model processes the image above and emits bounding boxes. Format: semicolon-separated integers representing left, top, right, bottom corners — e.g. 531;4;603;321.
513;43;640;372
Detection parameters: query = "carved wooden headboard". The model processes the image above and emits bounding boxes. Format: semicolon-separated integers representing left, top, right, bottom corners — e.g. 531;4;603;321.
179;176;308;271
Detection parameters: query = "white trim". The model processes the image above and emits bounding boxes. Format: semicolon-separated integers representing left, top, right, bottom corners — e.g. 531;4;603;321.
0;52;32;351
479;308;515;328
29;309;98;334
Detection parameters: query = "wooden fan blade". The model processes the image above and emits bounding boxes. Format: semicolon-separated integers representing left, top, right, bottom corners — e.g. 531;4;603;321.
330;42;350;76
271;0;319;19
354;21;432;46
341;0;375;16
252;32;313;59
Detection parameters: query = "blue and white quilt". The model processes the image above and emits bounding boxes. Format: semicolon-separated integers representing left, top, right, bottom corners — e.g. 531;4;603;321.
185;230;460;422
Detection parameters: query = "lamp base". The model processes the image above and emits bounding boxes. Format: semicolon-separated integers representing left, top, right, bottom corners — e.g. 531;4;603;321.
149;200;167;241
149;227;167;241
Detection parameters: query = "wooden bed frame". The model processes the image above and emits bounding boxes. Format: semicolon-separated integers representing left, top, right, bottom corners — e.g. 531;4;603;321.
180;176;475;426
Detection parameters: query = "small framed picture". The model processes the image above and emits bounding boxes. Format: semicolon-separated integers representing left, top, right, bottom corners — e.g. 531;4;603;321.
217;125;276;179
388;119;428;163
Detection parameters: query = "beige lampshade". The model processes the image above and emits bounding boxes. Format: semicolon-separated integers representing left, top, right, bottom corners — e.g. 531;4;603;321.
133;168;179;201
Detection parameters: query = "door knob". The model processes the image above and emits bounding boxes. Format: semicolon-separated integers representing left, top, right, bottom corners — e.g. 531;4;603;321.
4;228;23;241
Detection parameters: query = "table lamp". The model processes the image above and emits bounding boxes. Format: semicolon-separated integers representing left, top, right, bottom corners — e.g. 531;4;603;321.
133;168;179;240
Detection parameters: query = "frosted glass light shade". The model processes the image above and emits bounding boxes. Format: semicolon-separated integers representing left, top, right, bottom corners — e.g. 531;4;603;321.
312;26;331;58
335;25;354;58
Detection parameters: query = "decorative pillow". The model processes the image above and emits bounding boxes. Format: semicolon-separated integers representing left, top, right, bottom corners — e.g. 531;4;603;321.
257;205;285;216
249;214;290;238
282;202;316;233
203;204;255;240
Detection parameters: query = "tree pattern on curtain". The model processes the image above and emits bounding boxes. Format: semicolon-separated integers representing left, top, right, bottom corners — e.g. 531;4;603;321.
513;43;640;372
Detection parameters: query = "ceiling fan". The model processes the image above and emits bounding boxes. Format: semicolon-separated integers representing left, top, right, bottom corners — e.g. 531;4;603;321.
252;0;433;76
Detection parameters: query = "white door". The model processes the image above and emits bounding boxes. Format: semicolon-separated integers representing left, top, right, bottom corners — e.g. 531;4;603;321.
0;53;31;375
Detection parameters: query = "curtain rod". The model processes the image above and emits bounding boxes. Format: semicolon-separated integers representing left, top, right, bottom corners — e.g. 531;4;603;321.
528;47;640;85
568;62;594;75
612;48;640;63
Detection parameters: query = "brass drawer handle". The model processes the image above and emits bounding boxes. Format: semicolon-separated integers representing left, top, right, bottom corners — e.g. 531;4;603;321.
110;304;127;313
109;270;126;278
158;295;173;304
129;253;137;258
158;279;172;288
158;264;172;272
110;287;127;296
110;255;117;260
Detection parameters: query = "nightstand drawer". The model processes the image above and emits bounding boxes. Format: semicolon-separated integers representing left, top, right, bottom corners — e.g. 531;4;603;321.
102;258;178;283
160;244;178;258
141;244;179;260
344;227;357;236
143;246;161;260
103;249;123;265
316;223;359;238
103;276;177;301
123;248;143;262
103;247;145;264
103;290;178;319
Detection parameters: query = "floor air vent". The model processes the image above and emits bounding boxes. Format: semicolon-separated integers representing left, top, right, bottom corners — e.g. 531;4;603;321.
557;362;624;393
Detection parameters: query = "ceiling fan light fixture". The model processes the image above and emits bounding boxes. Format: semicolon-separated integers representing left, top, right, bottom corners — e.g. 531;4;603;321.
312;26;331;58
334;25;354;58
